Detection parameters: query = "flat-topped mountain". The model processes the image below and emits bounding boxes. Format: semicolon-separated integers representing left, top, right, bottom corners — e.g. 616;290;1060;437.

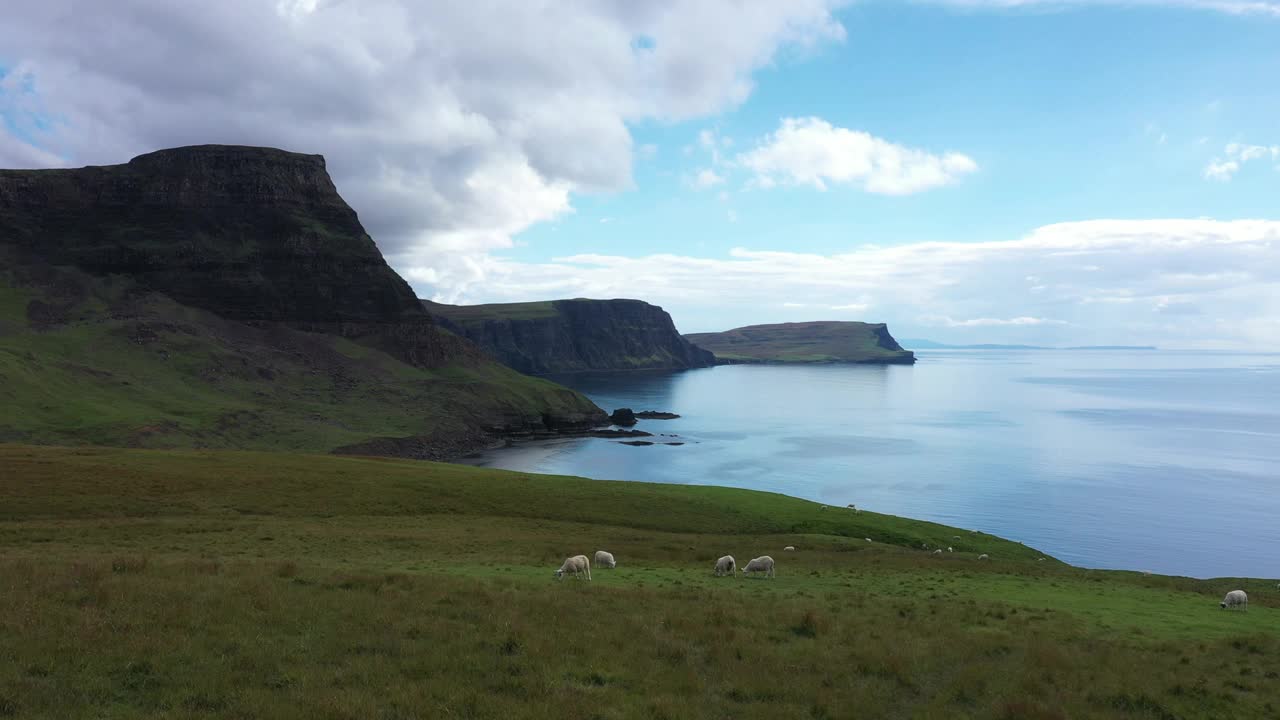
424;298;716;374
686;321;916;365
0;145;605;456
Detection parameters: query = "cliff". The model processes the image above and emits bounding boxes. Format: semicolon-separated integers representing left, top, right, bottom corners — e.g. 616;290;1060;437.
685;321;916;365
0;145;607;455
0;144;469;367
424;298;716;374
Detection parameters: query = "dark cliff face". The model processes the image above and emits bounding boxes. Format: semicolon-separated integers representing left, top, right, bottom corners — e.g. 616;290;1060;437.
0;145;469;367
425;298;716;374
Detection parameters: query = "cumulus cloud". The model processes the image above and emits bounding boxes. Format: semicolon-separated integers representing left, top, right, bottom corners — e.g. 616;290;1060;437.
1204;142;1280;180
420;219;1280;348
922;0;1280;17
0;0;848;284
737;117;979;194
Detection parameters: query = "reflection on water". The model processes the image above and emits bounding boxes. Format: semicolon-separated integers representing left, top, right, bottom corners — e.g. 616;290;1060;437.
461;351;1280;578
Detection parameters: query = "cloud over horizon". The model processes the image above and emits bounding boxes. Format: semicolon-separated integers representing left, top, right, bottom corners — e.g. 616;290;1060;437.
408;219;1280;349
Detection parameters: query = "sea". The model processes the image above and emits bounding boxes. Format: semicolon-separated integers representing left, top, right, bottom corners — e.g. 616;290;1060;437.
460;350;1280;579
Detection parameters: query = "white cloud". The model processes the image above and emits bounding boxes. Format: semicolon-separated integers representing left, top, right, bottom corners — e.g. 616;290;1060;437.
737;117;978;194
1204;159;1241;181
692;168;725;188
922;0;1280;17
1204;141;1279;180
831;303;871;312
923;315;1065;327
0;0;849;292
416;219;1280;348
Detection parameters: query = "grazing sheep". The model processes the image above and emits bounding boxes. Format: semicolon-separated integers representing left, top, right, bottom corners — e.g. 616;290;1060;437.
953;536;961;540
554;555;591;581
865;538;872;543
933;549;943;556
947;547;954;553
714;555;737;577
1037;557;1046;562
783;546;796;552
978;554;989;560
742;556;775;578
593;550;616;569
1221;590;1248;611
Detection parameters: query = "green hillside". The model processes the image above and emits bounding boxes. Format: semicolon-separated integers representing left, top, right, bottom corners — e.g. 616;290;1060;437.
0;259;600;456
687;321;916;365
1;444;1275;719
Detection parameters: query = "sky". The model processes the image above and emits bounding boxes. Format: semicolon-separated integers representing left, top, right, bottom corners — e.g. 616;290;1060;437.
2;1;1278;348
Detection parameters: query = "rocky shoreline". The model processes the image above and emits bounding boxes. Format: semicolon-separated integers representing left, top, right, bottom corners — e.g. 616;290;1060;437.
333;408;683;462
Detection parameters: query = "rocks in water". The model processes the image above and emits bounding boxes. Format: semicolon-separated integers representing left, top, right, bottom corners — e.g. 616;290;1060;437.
634;411;680;419
588;428;652;439
610;408;637;426
618;440;654;446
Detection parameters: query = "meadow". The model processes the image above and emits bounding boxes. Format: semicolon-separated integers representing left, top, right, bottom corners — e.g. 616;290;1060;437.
1;444;1277;719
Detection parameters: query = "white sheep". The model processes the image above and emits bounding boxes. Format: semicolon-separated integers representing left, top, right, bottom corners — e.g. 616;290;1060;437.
742;555;775;578
593;550;616;569
554;555;591;581
947;547;954;553
933;549;943;556
865;538;872;543
783;545;796;552
714;555;736;577
978;554;989;560
1220;590;1248;611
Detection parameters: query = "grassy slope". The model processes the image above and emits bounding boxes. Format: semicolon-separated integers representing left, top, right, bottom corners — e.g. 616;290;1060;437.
687;321;914;364
2;445;1277;719
0;267;597;452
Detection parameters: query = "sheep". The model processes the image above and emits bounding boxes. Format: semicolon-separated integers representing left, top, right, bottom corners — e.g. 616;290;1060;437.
714;555;736;577
593;550;616;569
1220;590;1248;611
933;549;943;556
865;538;872;543
783;545;796;552
742;556;775;578
554;555;591;581
947;547;954;553
977;554;989;560
953;536;961;540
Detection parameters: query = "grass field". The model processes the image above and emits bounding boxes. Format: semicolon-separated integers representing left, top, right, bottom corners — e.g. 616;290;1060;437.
2;444;1277;719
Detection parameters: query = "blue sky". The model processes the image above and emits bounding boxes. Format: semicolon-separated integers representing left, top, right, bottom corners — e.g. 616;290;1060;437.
520;3;1280;259
2;1;1278;347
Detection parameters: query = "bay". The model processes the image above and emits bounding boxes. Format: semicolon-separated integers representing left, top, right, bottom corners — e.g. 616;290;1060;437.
460;350;1280;579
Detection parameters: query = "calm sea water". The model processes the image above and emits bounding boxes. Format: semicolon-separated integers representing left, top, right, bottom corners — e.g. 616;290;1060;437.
461;351;1280;579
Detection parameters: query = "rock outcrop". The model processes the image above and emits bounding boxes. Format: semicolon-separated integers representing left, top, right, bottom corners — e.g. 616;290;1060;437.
424;298;716;374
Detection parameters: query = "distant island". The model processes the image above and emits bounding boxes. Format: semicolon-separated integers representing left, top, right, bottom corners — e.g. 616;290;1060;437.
900;339;1157;351
685;321;916;365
